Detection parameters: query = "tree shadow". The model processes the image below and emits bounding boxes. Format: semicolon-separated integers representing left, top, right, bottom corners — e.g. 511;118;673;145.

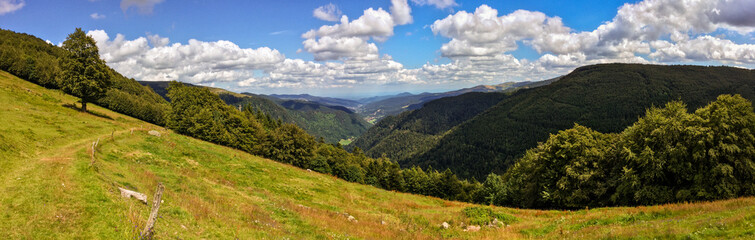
62;103;114;120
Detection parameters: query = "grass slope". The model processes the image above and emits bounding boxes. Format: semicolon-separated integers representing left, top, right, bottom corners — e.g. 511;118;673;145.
2;70;755;239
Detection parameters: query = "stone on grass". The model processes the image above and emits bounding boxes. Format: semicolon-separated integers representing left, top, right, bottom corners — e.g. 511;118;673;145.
441;222;450;229
148;130;161;137
464;225;481;232
118;187;147;204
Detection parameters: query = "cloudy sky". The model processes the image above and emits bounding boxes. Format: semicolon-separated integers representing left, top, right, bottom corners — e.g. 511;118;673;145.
2;0;754;98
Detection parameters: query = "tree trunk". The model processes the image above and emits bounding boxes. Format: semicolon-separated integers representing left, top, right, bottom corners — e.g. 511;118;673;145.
81;101;87;112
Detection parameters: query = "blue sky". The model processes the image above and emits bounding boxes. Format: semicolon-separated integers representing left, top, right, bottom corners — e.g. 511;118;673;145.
1;0;754;98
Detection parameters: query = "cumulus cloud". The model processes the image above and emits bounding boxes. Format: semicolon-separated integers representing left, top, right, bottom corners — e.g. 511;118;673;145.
90;12;105;19
120;0;164;14
0;0;24;15
391;0;413;25
411;0;457;9
428;0;755;83
313;3;342;22
301;0;413;61
87;30;285;84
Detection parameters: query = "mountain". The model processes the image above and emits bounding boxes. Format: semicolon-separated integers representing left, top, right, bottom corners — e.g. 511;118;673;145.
268;94;362;109
351;91;511;162
140;81;371;143
6;69;755;239
423;64;755;180
356;81;555;123
362;63;755;180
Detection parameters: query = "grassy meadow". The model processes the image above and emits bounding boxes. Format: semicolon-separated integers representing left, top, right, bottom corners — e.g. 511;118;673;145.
1;69;755;239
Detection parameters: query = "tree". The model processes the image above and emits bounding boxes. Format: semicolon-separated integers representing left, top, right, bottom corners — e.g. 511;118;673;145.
60;28;111;112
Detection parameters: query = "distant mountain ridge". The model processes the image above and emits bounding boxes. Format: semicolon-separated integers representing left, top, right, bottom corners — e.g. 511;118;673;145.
356;63;755;180
269;94;362;109
356;80;557;123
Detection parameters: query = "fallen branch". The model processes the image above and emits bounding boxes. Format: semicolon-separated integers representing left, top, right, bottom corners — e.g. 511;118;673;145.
140;183;165;240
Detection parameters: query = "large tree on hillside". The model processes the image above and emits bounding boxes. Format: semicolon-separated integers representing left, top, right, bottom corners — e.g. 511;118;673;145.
60;28;111;112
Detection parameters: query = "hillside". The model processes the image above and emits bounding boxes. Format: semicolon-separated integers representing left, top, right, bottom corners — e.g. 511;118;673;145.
397;64;755;180
0;28;169;125
357;80;556;123
140;81;371;143
4;69;755;239
352;92;510;162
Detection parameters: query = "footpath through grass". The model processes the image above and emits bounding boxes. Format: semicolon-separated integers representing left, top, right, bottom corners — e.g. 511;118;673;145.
1;70;754;239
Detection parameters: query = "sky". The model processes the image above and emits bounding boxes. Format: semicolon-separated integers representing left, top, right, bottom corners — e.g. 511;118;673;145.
1;0;755;98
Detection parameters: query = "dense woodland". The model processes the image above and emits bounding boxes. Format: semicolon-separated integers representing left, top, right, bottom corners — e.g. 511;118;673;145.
359;64;755;180
477;95;755;209
352;91;510;162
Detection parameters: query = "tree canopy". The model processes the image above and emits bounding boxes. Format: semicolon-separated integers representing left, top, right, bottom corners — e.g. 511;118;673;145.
60;28;111;111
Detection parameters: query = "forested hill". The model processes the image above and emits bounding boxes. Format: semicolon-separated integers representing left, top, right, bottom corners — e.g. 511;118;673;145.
381;63;755;180
351;91;510;162
141;81;371;143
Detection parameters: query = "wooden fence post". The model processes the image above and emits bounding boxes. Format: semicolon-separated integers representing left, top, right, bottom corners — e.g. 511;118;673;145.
140;183;165;240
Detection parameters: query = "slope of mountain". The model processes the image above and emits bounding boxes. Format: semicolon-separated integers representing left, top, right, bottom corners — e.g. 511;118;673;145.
269;94;362;109
140;81;371;143
404;63;755;180
356;80;555;123
351;91;511;162
4;69;755;239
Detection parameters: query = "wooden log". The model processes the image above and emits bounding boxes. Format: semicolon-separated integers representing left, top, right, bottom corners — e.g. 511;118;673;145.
140;183;165;240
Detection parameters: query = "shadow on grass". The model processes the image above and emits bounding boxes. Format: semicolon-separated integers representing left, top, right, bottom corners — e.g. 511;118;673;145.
62;103;114;120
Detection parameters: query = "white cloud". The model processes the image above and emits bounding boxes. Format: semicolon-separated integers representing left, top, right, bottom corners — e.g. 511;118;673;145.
428;0;755;83
302;36;379;61
88;30;285;84
391;0;413;25
120;0;164;14
411;0;457;9
301;0;413;61
90;12;105;19
313;3;342;22
431;6;570;57
0;0;24;15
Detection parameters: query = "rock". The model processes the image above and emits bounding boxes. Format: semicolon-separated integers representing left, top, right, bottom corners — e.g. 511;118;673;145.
492;218;500;226
118;187;147;204
348;215;357;223
148;130;161;137
381;220;387;225
306;169;313;172
441;222;450;229
464;225;481;232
